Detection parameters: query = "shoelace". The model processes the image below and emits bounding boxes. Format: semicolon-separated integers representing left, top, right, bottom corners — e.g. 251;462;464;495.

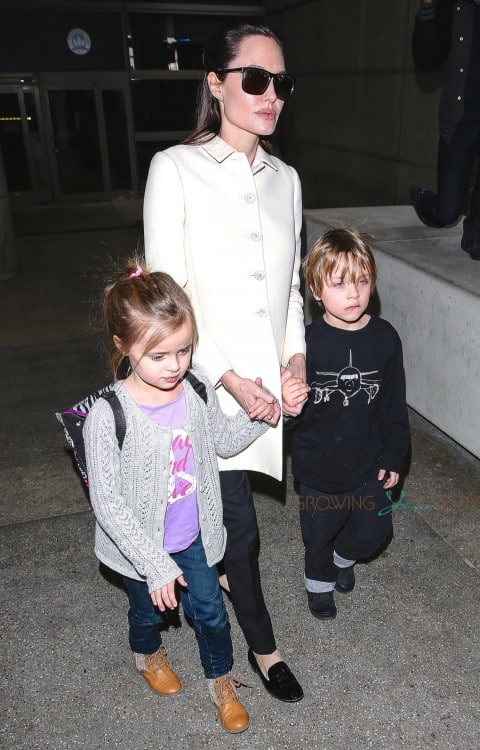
215;675;251;705
146;646;169;673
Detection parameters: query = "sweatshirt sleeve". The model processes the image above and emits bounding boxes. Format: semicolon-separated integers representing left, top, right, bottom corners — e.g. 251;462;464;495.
377;332;410;474
84;399;183;592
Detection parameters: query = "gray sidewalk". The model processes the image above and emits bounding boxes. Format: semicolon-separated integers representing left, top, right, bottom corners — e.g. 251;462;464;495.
1;203;479;750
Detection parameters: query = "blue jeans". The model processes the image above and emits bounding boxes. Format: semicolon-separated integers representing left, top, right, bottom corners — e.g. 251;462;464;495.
413;120;480;248
122;534;233;679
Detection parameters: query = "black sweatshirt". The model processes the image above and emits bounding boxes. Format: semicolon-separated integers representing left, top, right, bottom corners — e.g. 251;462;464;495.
291;316;410;493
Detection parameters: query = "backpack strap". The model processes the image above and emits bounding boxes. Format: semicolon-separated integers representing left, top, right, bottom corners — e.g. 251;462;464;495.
185;371;208;404
102;390;127;450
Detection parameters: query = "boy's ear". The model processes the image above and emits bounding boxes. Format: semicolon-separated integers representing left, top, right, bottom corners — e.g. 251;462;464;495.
309;283;322;302
207;71;224;102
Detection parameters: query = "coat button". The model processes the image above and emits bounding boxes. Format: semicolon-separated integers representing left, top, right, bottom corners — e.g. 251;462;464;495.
254;270;265;280
257;308;268;317
245;193;256;203
250;231;261;241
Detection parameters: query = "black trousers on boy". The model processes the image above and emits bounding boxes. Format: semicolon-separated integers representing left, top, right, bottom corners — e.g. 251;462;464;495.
298;478;393;584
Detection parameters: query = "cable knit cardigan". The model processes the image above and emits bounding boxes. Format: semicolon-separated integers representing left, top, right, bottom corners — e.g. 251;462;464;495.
84;370;268;592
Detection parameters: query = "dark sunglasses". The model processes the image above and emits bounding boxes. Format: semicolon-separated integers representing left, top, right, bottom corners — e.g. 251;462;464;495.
216;66;295;101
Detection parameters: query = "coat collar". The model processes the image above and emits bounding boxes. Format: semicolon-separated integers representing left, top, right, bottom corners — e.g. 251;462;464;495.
201;135;279;174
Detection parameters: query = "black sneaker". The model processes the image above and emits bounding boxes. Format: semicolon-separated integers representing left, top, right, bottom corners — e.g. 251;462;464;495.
334;565;355;594
307;590;337;619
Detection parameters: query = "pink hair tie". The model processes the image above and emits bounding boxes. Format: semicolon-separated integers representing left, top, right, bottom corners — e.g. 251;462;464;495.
129;265;143;279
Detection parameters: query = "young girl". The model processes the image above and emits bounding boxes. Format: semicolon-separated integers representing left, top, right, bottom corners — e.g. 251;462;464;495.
84;260;275;733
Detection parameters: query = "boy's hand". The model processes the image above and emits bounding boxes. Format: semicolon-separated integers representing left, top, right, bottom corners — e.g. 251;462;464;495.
378;469;399;489
150;575;187;611
281;366;310;416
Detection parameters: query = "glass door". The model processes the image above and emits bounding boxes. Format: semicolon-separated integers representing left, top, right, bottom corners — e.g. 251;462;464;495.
0;84;51;205
42;74;136;202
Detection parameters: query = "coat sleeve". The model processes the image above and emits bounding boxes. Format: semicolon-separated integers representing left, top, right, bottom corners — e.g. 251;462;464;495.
143;151;232;384
412;0;454;70
281;166;306;364
84;400;183;593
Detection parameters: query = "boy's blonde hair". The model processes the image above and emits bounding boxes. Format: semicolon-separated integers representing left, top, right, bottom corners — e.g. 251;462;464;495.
302;227;377;300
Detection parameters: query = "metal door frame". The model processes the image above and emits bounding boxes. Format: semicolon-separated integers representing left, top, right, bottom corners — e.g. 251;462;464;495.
0;81;53;205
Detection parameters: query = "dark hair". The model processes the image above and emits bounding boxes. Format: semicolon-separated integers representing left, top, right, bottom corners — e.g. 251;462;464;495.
184;22;285;145
103;258;198;380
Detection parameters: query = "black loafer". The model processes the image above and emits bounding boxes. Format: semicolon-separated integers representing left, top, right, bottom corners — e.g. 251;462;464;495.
247;649;304;702
307;590;337;619
334;564;355;594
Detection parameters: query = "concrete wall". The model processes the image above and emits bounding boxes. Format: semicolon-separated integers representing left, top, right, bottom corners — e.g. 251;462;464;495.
265;0;443;210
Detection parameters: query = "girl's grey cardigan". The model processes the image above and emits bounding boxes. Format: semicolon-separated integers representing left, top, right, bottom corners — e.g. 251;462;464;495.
84;370;268;593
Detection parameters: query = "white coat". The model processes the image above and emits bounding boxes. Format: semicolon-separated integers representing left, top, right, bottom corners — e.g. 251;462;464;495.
143;135;305;480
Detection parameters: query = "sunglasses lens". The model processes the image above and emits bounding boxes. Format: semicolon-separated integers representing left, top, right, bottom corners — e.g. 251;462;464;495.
241;68;295;100
242;68;270;95
273;74;295;101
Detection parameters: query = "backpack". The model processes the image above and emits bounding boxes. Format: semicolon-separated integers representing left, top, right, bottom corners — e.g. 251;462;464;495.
56;371;208;488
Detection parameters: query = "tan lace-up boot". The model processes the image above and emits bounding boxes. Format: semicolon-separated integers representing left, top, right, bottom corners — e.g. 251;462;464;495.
134;646;182;695
210;674;250;733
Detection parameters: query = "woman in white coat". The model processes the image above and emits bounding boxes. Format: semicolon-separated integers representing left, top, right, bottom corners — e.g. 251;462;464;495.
144;22;306;703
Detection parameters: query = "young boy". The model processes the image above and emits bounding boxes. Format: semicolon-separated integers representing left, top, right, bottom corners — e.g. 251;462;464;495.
283;228;410;620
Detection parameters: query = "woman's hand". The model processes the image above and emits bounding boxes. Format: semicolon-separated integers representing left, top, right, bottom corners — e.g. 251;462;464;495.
221;370;278;419
150;575;187;612
286;353;306;383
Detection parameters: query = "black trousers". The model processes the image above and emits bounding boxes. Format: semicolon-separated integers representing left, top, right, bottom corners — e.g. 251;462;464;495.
413;120;480;249
298;479;393;583
219;469;276;655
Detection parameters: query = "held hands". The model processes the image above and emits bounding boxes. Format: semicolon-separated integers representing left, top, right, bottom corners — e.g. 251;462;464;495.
221;370;280;426
281;366;310;417
250;378;281;426
378;469;399;490
150;574;186;612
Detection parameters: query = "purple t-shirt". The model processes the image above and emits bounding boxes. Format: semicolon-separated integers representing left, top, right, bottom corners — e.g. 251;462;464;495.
139;391;200;553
